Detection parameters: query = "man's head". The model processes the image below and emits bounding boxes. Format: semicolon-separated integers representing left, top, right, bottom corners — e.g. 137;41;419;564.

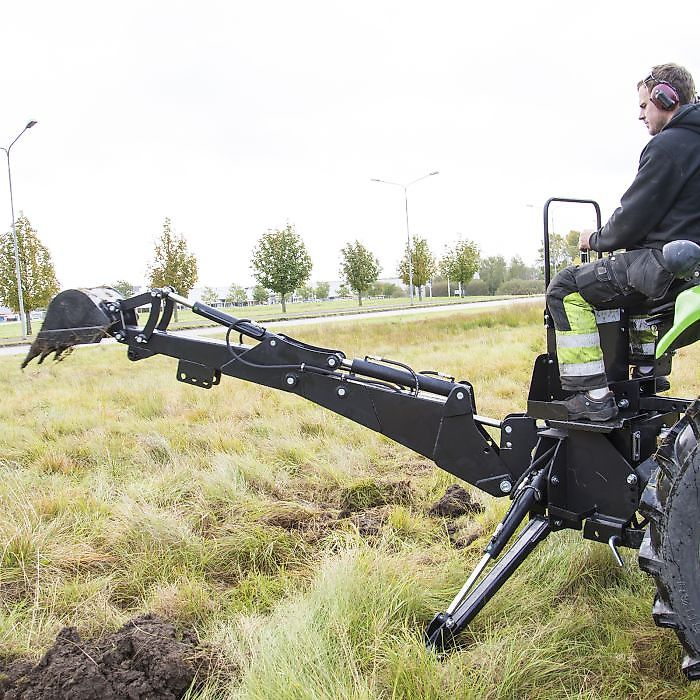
637;63;696;136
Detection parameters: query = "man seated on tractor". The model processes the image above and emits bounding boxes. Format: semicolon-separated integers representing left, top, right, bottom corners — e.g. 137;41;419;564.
546;63;700;421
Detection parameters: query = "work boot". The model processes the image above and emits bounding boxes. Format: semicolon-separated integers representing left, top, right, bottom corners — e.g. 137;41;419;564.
631;367;671;392
555;390;619;422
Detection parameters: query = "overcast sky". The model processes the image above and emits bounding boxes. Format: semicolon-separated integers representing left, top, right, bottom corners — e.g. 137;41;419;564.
2;1;699;290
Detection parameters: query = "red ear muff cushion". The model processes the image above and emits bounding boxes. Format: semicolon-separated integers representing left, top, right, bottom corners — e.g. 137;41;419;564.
651;82;680;110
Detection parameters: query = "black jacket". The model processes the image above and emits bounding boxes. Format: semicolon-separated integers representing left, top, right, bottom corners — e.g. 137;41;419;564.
589;103;700;253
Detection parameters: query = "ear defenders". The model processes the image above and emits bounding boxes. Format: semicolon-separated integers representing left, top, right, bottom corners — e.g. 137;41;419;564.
650;82;680;111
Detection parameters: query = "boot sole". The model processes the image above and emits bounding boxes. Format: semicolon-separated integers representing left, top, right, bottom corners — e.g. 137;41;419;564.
568;407;619;422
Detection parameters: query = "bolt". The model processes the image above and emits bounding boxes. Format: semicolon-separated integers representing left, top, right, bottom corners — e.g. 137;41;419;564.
504;425;512;434
550;476;560;486
617;399;630;409
270;339;277;347
505;441;512;448
444;617;455;629
328;356;338;368
456;391;464;400
627;474;638;485
286;376;296;386
115;332;124;341
499;480;512;494
337;387;347;398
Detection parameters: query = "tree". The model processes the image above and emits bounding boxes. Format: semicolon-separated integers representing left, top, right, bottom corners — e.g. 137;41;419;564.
297;284;314;301
339;240;381;306
314;281;330;300
226;283;247;306
112;280;135;298
398;236;436;301
252;285;269;304
441;239;480;297
250;223;312;313
479;255;508;295
337;284;350;298
370;281;404;298
147;217;198;321
200;286;219;305
0;214;59;335
537;230;581;277
507;255;528;281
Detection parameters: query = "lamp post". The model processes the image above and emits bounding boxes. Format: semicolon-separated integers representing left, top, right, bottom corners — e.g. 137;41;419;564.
371;170;439;305
2;120;37;339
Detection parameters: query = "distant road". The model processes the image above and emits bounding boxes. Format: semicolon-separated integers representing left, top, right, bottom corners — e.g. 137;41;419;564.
2;296;543;358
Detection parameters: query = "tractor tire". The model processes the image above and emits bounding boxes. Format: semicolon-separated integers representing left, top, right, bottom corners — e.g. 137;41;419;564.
639;397;700;680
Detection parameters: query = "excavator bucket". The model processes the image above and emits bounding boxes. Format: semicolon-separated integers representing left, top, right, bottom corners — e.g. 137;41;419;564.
22;287;122;368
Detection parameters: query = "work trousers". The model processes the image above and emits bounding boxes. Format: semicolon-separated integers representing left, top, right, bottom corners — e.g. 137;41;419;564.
546;248;677;392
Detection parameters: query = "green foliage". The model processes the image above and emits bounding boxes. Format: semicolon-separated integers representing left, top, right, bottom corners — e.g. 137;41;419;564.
429;276;449;297
200;286;219;304
337;284;350;298
112;280;135;298
370;281;405;298
465;278;489;296
0;214;59;334
252;285;269;304
251;223;312;313
441;239;480;296
479;255;508;295
497;278;545;295
537;230;581;277
296;284;314;301
225;283;247;305
507;254;539;281
339;240;381;306
398;236;436;301
147;217;198;297
314;281;330;300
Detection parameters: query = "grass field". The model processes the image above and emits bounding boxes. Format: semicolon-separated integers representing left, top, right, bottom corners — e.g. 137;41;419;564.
1;302;699;698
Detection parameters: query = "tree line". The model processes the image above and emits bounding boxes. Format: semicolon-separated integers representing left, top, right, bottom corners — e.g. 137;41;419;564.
0;216;583;327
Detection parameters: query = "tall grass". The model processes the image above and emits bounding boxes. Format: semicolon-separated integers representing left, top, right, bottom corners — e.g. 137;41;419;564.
0;302;698;698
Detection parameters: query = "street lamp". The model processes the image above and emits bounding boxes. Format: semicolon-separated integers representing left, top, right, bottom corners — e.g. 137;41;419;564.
2;120;37;339
371;170;439;305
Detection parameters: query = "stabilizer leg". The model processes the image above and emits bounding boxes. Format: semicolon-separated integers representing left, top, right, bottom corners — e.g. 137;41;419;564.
425;515;551;650
425;459;557;651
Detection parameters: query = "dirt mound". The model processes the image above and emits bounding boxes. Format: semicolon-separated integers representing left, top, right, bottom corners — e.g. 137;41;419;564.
0;614;204;700
428;485;484;518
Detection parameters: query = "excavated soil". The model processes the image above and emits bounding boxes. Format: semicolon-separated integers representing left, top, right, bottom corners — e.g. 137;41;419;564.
0;615;205;700
428;485;484;518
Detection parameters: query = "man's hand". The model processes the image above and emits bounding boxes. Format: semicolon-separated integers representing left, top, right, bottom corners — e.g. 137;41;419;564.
579;230;593;251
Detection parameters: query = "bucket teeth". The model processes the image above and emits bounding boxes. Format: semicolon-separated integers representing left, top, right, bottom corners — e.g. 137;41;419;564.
22;288;120;368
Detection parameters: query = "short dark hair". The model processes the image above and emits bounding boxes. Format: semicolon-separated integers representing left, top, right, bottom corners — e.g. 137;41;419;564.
638;63;696;105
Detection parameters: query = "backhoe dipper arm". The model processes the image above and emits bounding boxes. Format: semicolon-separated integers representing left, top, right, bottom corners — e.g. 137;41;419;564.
25;287;528;496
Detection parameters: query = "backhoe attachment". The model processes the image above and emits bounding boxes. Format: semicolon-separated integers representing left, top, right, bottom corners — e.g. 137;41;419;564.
23;286;529;498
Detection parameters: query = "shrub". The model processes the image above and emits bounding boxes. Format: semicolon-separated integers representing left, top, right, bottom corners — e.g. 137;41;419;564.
464;279;488;296
496;279;544;295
